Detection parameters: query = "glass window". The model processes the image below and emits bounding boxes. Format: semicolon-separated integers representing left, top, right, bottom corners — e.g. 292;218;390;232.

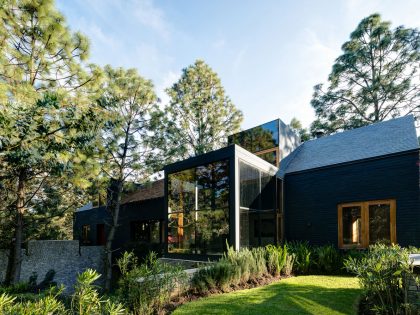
167;160;229;255
131;220;161;243
256;149;278;166
96;224;105;246
239;161;276;248
82;225;90;244
369;204;391;244
228;120;279;154
341;206;362;246
338;200;396;249
240;162;260;210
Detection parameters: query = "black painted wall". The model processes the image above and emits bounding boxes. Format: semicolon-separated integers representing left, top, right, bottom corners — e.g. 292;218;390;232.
73;197;165;255
284;150;420;247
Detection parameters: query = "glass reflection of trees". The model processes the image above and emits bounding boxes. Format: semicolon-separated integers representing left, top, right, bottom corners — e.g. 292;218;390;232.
228;120;279;153
168;160;229;255
239;161;276;248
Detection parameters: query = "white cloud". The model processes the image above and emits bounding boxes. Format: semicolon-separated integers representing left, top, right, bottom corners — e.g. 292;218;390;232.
131;0;171;39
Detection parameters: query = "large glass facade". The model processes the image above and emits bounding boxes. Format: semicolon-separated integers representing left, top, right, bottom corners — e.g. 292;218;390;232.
228;120;279;166
239;161;276;248
167;160;229;255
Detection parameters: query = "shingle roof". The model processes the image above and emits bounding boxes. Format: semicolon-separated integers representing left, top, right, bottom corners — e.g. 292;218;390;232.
279;115;419;176
121;179;164;204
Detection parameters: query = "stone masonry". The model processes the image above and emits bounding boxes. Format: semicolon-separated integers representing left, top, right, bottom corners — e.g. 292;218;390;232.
0;240;104;293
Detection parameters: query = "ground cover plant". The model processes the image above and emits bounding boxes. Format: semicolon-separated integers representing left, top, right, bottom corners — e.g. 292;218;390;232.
0;269;125;315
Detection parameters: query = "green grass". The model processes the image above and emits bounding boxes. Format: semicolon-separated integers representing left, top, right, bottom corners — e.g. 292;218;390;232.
174;276;361;315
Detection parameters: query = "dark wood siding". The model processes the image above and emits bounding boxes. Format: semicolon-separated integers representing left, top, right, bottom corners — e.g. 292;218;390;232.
74;197;165;252
284;150;420;247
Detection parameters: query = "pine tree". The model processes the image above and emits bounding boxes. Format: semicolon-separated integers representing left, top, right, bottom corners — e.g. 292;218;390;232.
310;14;420;135
153;60;243;162
0;0;102;284
98;65;158;291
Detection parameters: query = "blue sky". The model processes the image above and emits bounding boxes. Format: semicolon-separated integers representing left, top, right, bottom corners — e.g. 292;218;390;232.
56;0;420;130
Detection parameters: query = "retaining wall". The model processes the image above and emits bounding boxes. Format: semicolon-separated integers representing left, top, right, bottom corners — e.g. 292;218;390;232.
0;240;104;292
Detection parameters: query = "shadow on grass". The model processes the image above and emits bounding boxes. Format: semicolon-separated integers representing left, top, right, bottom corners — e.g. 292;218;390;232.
175;279;361;315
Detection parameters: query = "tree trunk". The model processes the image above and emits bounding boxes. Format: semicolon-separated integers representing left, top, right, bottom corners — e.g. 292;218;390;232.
5;171;26;284
104;179;123;291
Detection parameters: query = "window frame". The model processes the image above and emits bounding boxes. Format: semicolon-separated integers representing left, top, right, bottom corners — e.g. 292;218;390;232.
81;224;91;245
338;199;396;249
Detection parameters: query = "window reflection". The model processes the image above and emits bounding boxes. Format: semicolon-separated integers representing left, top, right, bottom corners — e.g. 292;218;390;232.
369;204;391;244
228;120;279;166
342;206;362;246
239;161;276;248
168;160;229;255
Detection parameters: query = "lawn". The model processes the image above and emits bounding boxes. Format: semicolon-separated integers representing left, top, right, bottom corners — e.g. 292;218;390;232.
173;276;361;315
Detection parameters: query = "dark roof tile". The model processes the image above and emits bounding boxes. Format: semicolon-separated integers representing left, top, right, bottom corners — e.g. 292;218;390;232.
279;115;419;175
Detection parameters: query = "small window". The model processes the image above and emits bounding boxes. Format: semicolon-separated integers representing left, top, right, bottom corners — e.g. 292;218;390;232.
338;199;396;249
96;224;106;246
82;225;91;244
131;220;160;243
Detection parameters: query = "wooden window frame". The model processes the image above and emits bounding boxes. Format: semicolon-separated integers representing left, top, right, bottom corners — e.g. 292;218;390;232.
255;147;279;167
338;199;396;249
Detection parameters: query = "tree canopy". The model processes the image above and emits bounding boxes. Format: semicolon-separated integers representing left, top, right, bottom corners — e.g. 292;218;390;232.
97;65;158;290
153;59;243;162
0;0;102;284
310;14;420;135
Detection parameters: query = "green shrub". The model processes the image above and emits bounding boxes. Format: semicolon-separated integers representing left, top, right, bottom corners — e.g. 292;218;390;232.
287;241;312;274
314;244;342;274
344;243;415;314
117;251;187;315
191;260;235;294
265;245;280;276
266;244;288;276
282;253;295;277
0;270;125;315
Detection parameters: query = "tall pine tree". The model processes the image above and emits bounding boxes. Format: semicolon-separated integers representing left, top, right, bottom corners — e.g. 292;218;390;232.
310;14;420;135
153;60;243;162
0;0;102;284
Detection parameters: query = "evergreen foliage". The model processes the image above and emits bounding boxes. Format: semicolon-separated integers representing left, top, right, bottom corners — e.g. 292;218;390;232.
311;14;420;135
152;59;243;162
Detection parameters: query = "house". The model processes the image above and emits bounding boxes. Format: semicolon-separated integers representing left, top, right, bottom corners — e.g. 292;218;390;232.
74;116;420;260
279;116;420;248
73;180;165;255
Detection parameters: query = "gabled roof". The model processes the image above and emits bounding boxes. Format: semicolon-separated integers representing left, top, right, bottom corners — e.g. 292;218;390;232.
279;115;419;176
121;179;164;204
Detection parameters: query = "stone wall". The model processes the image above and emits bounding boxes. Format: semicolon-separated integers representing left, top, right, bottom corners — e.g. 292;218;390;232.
407;268;420;312
0;240;104;293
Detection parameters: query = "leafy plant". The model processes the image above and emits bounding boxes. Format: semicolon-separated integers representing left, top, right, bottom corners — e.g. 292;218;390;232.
266;244;288;276
315;245;342;274
117;251;187;315
282;253;295;277
345;243;415;314
287;241;312;274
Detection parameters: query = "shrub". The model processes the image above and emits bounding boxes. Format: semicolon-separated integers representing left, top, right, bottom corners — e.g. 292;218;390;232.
117;251;187;315
282;253;295;277
265;245;280;276
344;243;416;314
287;241;312;274
191;260;236;294
265;244;288;276
314;245;342;274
